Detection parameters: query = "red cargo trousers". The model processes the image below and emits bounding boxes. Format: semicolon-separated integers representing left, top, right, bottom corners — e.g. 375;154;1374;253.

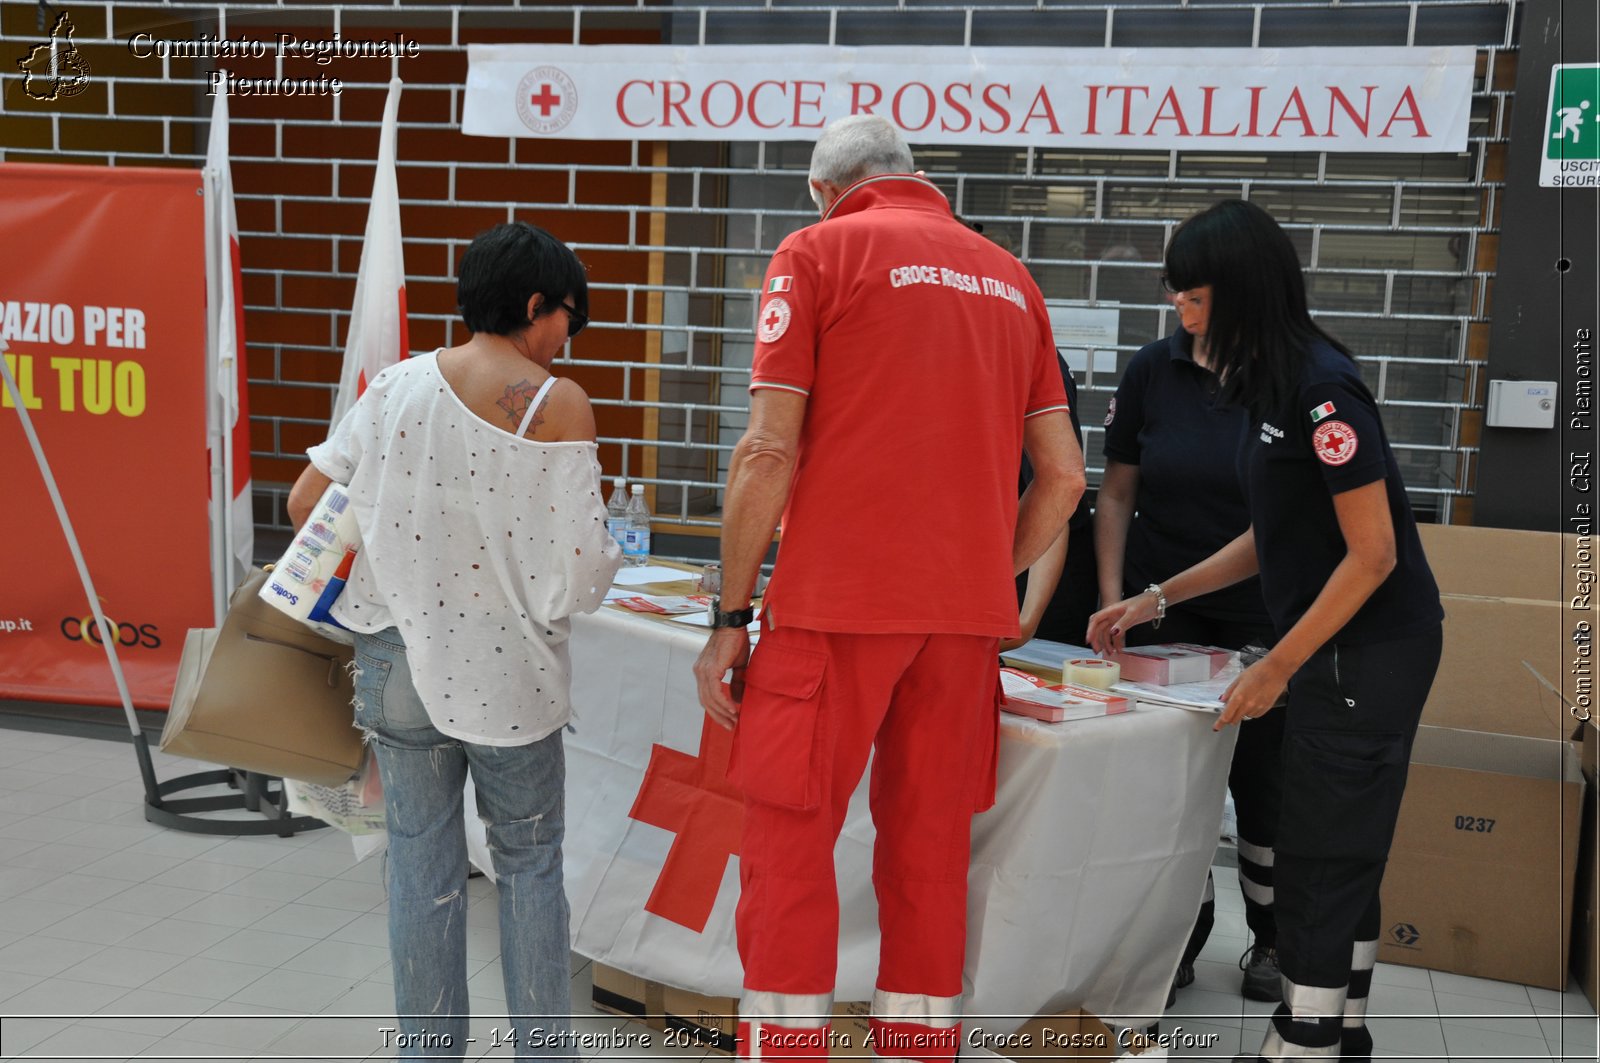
727;625;1001;1063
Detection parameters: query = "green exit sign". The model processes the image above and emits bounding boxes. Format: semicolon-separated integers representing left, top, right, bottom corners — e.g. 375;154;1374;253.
1543;63;1600;186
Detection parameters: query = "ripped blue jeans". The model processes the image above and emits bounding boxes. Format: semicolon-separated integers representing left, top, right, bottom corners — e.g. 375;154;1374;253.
354;627;574;1061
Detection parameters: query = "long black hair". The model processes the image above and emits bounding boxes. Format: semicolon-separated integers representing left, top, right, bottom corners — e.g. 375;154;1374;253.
1163;200;1351;420
456;222;588;337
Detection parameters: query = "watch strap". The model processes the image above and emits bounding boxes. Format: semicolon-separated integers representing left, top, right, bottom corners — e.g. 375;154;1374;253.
709;603;755;629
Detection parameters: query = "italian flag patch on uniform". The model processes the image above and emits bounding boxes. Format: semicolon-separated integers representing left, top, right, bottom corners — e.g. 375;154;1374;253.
1309;401;1337;422
768;276;793;293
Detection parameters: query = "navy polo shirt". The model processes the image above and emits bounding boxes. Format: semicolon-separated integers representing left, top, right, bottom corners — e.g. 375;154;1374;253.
1240;341;1443;644
1102;331;1270;624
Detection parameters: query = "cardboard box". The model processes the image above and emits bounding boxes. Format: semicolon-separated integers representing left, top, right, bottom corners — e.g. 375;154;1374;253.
591;965;1132;1058
1573;723;1599;1011
1416;524;1582;741
1378;725;1583;989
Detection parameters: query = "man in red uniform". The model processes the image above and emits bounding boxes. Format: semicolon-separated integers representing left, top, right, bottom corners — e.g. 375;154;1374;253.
693;116;1084;1063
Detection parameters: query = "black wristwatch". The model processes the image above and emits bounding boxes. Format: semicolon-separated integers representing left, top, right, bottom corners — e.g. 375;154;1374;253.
708;601;755;629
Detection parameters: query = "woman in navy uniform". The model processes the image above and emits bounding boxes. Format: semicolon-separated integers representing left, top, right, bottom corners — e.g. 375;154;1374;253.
1089;199;1443;1063
1098;288;1283;1004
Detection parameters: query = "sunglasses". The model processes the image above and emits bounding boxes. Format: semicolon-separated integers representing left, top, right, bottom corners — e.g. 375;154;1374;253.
557;301;588;339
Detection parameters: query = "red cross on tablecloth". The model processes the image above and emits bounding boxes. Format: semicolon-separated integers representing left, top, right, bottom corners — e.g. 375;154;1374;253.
529;83;562;117
627;710;744;933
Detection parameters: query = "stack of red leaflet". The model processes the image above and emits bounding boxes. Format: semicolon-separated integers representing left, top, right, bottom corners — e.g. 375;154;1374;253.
999;667;1132;723
1107;644;1230;685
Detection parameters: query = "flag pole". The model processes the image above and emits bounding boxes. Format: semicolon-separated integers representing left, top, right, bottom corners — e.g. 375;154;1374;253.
0;342;161;800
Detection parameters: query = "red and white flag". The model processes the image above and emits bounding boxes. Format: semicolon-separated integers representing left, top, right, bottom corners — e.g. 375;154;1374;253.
330;79;409;429
203;89;254;601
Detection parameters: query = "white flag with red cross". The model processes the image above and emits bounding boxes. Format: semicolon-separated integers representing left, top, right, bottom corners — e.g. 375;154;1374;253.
203;88;255;599
330;79;409;430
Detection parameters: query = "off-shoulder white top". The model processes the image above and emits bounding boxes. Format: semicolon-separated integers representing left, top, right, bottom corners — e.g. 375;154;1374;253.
308;351;623;745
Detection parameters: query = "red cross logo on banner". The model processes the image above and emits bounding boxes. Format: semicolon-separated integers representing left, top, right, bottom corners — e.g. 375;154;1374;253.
627;710;744;933
515;65;578;135
528;83;562;117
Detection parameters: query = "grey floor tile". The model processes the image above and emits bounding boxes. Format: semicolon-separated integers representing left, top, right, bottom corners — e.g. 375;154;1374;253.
26;1021;161;1059
1442;1020;1558;1060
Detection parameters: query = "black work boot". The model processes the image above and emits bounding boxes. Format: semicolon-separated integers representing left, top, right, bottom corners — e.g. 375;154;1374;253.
1340;1024;1373;1063
1240;943;1283;1002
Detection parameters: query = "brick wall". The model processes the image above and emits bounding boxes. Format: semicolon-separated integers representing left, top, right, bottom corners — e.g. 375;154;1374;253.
1;2;663;552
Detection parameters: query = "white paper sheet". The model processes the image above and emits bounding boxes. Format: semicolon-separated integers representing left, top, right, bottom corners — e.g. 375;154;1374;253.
612;564;697;586
1113;660;1243;712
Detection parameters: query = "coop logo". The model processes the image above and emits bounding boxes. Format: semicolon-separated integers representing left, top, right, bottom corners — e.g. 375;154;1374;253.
1388;922;1421;948
60;603;162;650
515;65;578;134
15;12;92;102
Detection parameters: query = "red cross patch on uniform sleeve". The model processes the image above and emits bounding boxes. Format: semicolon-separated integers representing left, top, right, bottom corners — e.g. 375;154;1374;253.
757;297;792;343
1312;420;1359;466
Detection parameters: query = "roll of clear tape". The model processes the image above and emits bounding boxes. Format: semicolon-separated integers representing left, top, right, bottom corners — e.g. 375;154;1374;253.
1064;658;1121;690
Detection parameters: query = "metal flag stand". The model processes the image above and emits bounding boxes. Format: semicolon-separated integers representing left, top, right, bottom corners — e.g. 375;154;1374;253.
0;343;324;837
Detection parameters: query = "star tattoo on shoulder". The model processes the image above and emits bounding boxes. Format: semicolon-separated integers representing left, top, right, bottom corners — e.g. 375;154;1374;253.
497;378;552;434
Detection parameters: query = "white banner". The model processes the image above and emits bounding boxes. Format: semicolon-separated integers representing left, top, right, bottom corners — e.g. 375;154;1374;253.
465;44;1476;153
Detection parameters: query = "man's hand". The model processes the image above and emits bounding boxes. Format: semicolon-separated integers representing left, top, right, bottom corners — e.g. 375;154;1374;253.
694;627;753;730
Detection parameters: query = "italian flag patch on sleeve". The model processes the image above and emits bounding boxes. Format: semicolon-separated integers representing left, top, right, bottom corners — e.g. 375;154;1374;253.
768;276;793;293
1310;401;1337;422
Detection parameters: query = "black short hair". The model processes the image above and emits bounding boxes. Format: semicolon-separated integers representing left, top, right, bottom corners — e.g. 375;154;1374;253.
1164;199;1351;419
456;222;589;337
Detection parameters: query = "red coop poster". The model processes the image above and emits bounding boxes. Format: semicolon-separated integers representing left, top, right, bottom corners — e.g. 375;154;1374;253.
0;163;213;710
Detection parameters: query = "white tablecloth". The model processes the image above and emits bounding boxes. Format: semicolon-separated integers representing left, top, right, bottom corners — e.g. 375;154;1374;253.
562;605;1237;1029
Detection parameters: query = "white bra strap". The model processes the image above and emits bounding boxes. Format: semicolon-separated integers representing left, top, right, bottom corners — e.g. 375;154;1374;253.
516;376;561;436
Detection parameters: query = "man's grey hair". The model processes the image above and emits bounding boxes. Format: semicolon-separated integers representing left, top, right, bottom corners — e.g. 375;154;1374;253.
808;116;915;207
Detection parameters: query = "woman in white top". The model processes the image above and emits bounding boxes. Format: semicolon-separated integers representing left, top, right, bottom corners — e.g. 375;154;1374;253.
288;222;623;1061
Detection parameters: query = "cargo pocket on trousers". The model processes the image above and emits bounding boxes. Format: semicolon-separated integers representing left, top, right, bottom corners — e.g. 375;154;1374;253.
729;642;828;811
1277;729;1408;862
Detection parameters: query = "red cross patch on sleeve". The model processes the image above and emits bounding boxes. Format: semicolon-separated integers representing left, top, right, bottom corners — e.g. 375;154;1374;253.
1312;420;1359;466
757;297;792;343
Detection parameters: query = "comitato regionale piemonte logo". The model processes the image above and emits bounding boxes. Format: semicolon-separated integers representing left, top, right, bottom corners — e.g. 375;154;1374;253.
17;12;92;102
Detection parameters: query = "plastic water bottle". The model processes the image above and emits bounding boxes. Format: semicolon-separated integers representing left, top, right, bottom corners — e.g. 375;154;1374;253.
623;485;652;567
606;478;629;549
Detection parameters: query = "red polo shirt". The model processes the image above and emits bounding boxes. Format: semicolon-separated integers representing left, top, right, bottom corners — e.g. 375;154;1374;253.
750;174;1069;637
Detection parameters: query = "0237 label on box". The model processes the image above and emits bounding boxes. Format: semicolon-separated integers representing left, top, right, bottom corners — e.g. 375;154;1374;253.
1452;815;1495;833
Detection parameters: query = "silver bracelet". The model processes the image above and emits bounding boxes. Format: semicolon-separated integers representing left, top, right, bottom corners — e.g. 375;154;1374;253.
1145;583;1167;630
